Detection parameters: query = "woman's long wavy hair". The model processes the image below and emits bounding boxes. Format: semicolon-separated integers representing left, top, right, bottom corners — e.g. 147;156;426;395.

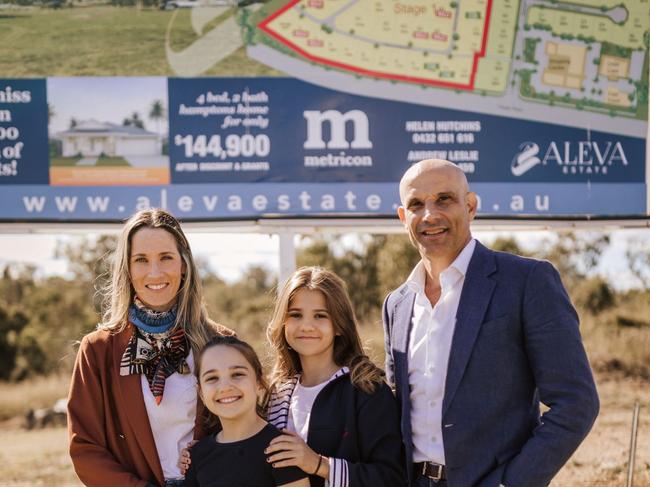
267;266;384;394
98;208;229;355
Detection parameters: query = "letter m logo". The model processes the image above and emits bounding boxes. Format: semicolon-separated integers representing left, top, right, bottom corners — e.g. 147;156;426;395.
303;110;373;149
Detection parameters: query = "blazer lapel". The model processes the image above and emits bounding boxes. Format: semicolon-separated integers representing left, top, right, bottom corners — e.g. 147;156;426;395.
392;289;416;396
112;324;165;485
443;242;496;416
391;288;416;473
393;289;416;355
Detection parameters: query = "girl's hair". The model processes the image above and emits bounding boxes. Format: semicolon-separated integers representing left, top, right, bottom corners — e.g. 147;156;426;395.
267;266;384;394
196;335;269;429
98;208;231;355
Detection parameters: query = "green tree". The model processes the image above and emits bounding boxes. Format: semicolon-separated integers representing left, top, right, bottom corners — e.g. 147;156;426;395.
538;232;610;286
375;235;419;301
573;276;615;314
47;104;55;126
489;236;529;256
55;235;117;312
123;112;145;129
625;238;650;288
296;236;387;321
148;99;166;135
203;265;275;339
0;306;29;380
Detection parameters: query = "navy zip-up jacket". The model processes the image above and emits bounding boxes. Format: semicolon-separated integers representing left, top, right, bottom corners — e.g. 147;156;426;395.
268;368;406;487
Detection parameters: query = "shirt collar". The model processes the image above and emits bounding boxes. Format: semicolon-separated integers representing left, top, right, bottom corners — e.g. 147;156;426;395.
405;238;477;294
294;366;349;386
451;238;477;277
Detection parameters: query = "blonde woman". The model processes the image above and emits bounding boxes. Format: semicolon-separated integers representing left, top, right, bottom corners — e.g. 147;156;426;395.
264;267;405;487
68;209;231;487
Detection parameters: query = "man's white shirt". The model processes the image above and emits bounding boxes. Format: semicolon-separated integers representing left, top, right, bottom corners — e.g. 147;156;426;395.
406;238;476;464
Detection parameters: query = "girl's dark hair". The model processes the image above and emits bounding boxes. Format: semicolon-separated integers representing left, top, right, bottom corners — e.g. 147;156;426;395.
195;335;269;430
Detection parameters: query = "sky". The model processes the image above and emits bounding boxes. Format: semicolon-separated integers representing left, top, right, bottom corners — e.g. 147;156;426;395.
47;77;168;135
0;228;647;290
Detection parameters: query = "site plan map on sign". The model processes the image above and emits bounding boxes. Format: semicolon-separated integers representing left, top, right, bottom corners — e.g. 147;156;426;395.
243;0;649;137
259;0;494;90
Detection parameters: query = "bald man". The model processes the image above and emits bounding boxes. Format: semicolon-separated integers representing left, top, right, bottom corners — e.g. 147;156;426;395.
382;160;599;487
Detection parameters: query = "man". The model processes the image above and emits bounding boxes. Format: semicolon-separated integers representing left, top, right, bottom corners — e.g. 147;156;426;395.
382;159;599;487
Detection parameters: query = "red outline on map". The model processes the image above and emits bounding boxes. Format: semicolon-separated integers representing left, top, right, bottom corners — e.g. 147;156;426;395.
258;0;492;91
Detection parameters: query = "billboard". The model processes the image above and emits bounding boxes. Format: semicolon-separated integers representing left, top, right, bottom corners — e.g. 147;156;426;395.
0;1;648;221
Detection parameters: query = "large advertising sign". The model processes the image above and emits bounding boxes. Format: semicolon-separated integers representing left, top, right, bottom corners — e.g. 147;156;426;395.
0;1;648;221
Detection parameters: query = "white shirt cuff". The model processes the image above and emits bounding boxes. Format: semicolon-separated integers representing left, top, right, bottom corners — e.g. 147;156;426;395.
327;457;349;487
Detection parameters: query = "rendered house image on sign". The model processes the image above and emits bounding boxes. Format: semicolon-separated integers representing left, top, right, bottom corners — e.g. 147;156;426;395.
48;117;170;187
57;120;162;158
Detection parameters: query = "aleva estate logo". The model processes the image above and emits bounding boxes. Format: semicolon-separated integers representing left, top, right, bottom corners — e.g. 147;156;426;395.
511;140;629;177
302;110;374;168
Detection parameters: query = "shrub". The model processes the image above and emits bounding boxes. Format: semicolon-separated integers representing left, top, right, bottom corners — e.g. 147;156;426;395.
574;276;615;314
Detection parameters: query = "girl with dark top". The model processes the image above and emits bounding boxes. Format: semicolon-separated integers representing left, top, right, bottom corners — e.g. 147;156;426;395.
264;267;406;487
180;267;405;486
68;209;232;487
185;335;309;487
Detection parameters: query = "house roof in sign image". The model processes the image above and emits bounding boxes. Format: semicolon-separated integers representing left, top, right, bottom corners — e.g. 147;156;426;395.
56;119;158;137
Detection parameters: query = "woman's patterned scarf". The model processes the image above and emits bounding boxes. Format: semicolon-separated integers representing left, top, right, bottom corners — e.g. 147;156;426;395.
120;298;190;405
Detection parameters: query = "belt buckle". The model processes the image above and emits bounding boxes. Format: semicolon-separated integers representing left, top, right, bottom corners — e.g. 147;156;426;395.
422;462;443;481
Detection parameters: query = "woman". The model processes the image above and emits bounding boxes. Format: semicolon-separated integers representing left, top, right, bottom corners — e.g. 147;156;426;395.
68;209;231;487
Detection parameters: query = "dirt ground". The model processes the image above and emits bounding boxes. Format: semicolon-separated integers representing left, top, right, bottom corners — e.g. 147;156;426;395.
0;376;647;486
551;378;650;486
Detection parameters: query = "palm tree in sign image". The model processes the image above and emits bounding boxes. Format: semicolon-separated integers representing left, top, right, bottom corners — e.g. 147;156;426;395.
149;99;166;135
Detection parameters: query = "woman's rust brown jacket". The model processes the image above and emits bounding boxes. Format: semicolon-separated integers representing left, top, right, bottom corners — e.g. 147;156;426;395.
67;324;207;487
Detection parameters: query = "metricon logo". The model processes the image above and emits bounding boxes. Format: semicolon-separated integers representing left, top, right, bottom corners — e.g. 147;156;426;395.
303;110;373;149
511;142;542;176
302;109;374;168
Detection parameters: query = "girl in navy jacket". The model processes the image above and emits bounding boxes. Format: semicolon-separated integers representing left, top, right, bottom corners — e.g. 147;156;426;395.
264;266;405;487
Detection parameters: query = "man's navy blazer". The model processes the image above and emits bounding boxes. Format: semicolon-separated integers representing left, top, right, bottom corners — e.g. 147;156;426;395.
382;241;599;487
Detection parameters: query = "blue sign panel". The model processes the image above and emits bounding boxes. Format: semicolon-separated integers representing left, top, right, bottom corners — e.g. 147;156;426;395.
168;78;645;185
0;79;49;185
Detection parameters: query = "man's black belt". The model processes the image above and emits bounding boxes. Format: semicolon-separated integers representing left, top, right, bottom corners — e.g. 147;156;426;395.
414;461;446;481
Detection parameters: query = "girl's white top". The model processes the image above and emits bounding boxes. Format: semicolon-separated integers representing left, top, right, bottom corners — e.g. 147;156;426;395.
287;379;329;441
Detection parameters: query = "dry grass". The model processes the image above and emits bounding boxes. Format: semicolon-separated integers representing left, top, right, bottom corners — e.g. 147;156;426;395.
0;374;70;422
581;294;650;380
551;378;650;486
0;424;78;487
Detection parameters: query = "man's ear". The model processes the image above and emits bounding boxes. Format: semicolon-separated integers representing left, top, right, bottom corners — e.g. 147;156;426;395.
397;205;406;224
467;192;478;220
